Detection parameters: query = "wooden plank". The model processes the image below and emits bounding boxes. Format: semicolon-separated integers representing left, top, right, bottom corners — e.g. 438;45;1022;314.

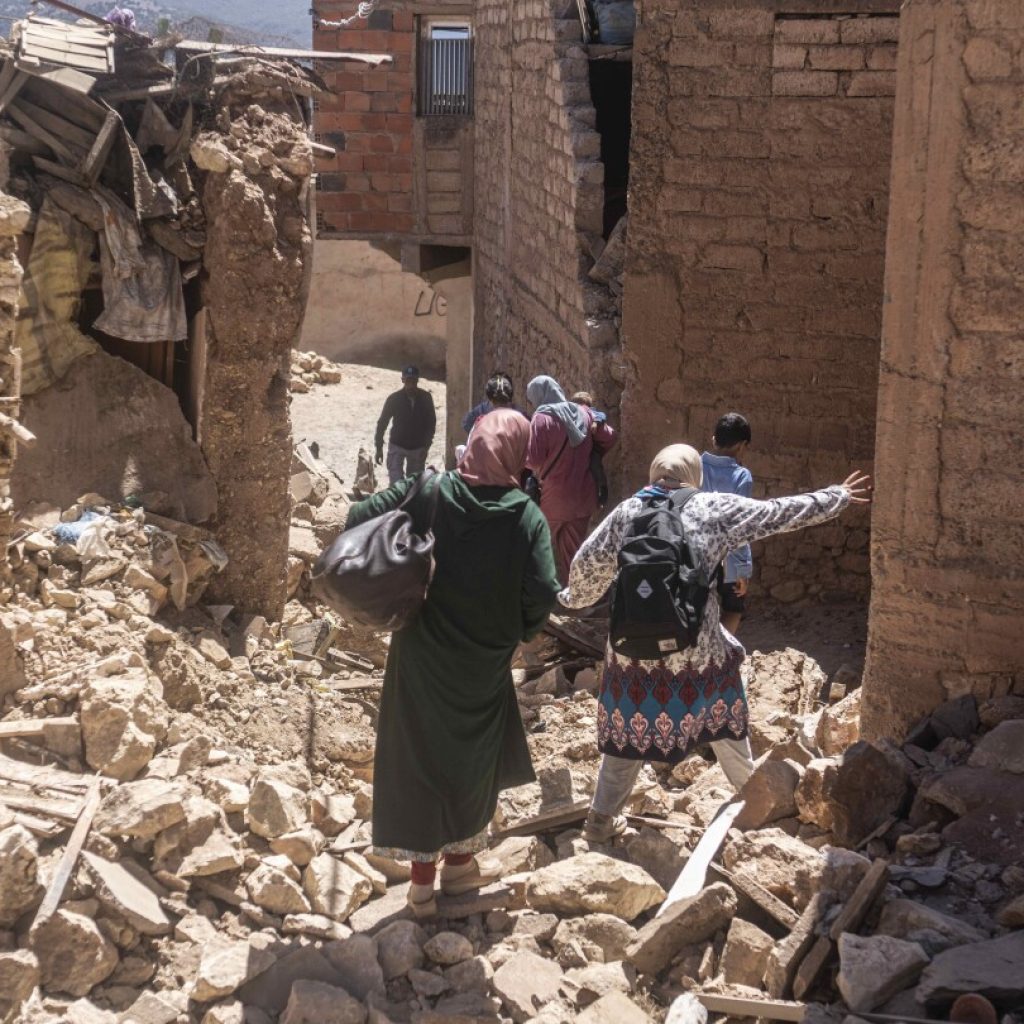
0;717;74;740
855;814;897;851
658;798;745;916
626;814;700;834
330;678;384;693
0;752;94;793
13;94;96;150
0;412;37;447
18;63;96;95
19;42;111;72
32;156;88;187
793;935;833;1001
22;75;104;127
29;776;103;928
490;798;591;839
765;892;834;999
828;859;890;941
697;994;805;1022
0;786;80;822
0;123;50;155
8;99;79;162
709;862;800;930
0;62;17;98
0;69;28;114
174;40;392;64
13;811;65;838
81;108;119;183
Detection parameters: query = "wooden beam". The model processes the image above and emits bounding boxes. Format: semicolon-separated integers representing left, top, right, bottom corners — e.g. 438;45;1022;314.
490;798;591;839
9;96;96;150
32;156;89;187
8;99;79;163
0;717;76;739
81;108;120;184
174;40;392;64
828;859;890;941
0;412;37;447
0;70;28;114
709;862;800;931
696;994;806;1022
29;776;103;928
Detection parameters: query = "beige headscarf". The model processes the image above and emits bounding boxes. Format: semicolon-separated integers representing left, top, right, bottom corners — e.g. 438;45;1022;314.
649;444;703;489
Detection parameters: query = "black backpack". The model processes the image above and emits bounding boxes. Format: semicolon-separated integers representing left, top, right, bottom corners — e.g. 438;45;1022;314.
609;487;719;661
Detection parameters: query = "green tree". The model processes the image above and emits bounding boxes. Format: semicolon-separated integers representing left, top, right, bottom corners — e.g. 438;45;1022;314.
156;16;170;35
207;26;223;44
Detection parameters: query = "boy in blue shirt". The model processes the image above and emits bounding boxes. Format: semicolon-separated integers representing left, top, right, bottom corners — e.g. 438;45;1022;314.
701;412;753;635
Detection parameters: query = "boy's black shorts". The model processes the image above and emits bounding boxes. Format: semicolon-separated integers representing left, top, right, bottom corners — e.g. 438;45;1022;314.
718;578;746;614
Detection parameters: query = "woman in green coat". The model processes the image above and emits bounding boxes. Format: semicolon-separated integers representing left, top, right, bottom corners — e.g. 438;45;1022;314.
344;408;561;917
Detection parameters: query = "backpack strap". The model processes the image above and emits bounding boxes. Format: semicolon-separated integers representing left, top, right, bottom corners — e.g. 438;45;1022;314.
668;486;700;510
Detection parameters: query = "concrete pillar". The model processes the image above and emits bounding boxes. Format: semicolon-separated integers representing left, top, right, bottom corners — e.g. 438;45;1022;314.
862;0;1024;739
435;269;473;466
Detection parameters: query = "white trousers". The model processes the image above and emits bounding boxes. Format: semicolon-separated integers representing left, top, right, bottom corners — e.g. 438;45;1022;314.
590;736;754;817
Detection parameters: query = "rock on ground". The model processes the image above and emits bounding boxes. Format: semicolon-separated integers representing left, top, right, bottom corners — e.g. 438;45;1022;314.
32;910;119;997
493;950;565;1023
249;774;310;839
816;688;862;756
279;980;366;1024
626;883;737;976
734;758;802;830
719;917;775;988
0;950;39;1023
321;934;384;1000
302;854;372;921
0;824;40;926
968;719;1024;773
192;939;277;1002
877;899;987;950
95;778;188;839
376;920;427;980
577;991;654;1024
837;933;930;1012
81;851;172;935
916;930;1024;1007
551;914;637;965
424;931;474;965
526;853;665;921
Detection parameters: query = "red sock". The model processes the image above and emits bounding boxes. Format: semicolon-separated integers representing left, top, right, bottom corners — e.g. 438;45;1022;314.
411;860;437;885
444;853;473;867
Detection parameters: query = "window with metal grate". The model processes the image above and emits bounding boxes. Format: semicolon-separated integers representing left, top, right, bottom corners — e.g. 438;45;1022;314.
418;24;473;116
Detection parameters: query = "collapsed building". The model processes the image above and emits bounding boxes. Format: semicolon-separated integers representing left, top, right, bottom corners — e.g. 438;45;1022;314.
312;0;1024;736
0;6;388;622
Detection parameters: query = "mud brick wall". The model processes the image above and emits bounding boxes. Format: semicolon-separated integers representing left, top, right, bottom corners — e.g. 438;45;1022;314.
473;0;620;423
862;0;1024;738
312;4;416;235
621;0;898;602
415;117;473;239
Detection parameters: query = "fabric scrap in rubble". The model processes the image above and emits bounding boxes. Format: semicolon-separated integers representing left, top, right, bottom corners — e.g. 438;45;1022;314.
93;190;188;343
15;197;101;396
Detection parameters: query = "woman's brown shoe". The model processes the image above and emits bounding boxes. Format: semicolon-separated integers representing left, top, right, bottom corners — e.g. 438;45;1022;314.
440;856;502;896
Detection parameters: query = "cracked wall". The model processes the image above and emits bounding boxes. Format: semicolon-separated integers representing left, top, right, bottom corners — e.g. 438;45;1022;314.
862;0;1024;737
621;0;898;601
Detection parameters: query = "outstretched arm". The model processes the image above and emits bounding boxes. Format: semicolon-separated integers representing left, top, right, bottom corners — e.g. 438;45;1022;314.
375;395;394;452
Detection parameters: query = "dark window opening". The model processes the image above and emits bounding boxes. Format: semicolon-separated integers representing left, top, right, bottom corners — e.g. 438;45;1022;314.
418;24;474;116
589;59;632;238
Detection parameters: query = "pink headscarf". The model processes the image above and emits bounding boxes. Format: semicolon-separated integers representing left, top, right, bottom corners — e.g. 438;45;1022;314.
458;408;531;488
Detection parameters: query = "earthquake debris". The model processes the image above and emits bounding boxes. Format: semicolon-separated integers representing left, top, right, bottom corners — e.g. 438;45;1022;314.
289;350;344;393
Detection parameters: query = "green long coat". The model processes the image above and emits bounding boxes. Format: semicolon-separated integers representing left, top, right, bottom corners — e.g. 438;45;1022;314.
345;471;561;858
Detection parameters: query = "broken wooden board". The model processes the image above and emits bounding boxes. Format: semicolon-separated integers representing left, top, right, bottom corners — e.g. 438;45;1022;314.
81;107;119;183
175;40;393;64
32;155;89;187
0;69;28;114
0;785;81;822
544;614;605;659
0;716;76;740
658;798;745;916
708;861;799;931
490;798;591;840
696;994;805;1022
29;776;102;928
0;752;95;794
765;892;834;999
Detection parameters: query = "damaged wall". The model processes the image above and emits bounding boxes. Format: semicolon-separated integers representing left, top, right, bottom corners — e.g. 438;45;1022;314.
193;106;315;621
621;0;897;600
473;0;623;430
862;0;1024;738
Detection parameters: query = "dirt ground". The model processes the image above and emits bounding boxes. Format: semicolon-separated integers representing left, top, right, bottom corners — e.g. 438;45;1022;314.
290;362;449;490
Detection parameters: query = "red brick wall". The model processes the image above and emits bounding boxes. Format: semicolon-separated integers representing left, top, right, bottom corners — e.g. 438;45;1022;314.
862;0;1024;737
312;4;416;235
622;0;899;603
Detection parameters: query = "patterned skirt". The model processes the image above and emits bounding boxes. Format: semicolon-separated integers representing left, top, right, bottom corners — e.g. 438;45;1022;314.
597;648;748;764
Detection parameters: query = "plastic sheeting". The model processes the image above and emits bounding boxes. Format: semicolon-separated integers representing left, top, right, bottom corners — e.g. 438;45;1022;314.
93;190;188;343
15;197;101;396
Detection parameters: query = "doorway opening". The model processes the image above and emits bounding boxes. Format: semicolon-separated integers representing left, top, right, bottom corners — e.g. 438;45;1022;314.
588;57;632;238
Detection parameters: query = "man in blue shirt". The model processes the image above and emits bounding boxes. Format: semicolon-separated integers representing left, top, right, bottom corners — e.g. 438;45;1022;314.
701;412;753;635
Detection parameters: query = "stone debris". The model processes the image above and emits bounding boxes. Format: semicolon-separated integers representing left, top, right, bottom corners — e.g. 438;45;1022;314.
0;503;1019;1024
290;352;345;392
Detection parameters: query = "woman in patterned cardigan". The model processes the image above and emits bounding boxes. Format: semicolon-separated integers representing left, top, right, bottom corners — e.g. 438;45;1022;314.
558;443;871;842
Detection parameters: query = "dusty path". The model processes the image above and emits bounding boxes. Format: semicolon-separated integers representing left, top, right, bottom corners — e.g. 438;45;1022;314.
290;363;448;491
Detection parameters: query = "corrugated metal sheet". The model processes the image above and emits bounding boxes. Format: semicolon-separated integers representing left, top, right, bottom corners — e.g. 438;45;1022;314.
17;16;115;75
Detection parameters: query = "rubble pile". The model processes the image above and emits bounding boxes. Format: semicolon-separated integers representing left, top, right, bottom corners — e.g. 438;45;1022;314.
289;351;344;393
0;481;1021;1024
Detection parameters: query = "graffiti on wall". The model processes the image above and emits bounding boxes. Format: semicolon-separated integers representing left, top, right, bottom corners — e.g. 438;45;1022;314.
414;290;448;317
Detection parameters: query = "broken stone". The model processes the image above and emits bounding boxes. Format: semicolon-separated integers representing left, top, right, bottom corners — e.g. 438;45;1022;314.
235;946;343;1016
719;917;774;989
816;688;862;756
796;742;911;847
376;919;427;980
270;827;324;867
624;828;688;892
626;883;737;976
551;914;637;965
191;135;234;173
997;893;1024;927
0;824;40;926
192;939;277;1002
723;828;826;910
153;795;242;877
968;719;1024;773
444;954;494;994
314;792;356;836
80;667;168;780
577;991;653;1024
342;851;387;895
489;835;555;875
493;950;564;1023
526;852;664;921
249;773;310;839
566;961;634;1006
282;913;352;942
280;980;366;1024
877;899;987;950
32;910;119;997
302;853;372;921
80;851;172;935
978;695;1024;729
119;991;178;1024
322;934;384;999
246;862;311;915
0;950;39;1023
735;758;802;830
425;931;474;965
837;933;929;1012
916;930;1024;1007
205;774;250;815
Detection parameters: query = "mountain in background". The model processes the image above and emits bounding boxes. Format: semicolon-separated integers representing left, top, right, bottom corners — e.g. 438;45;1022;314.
0;0;312;47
